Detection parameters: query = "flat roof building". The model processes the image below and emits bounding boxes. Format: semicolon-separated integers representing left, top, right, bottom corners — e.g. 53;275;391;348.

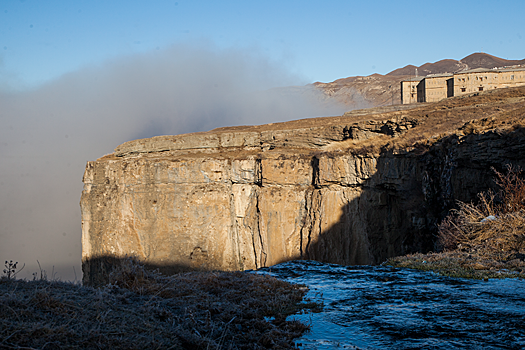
401;67;525;104
400;77;423;104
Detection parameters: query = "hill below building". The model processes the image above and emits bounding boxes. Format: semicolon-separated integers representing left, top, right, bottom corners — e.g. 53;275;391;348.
312;53;525;109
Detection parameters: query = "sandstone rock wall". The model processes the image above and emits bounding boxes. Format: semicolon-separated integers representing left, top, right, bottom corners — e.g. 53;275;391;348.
82;143;427;285
81;88;525;285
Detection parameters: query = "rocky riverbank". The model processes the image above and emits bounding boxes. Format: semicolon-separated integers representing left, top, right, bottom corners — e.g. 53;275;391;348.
386;251;525;279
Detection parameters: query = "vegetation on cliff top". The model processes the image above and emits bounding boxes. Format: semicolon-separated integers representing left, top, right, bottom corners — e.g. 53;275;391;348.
0;258;319;349
388;165;525;279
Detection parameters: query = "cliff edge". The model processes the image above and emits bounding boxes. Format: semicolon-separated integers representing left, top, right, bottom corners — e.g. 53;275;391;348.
81;86;525;285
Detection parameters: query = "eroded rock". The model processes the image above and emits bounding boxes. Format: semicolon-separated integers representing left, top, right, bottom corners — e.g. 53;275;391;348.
81;86;525;285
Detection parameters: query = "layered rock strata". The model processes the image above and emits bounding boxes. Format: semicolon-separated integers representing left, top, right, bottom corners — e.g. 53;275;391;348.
81;87;525;285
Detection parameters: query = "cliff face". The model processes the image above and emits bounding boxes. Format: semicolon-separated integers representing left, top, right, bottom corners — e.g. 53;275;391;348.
81;86;525;285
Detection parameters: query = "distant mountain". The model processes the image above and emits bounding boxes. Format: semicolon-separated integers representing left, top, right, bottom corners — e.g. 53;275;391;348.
312;53;525;109
387;53;525;77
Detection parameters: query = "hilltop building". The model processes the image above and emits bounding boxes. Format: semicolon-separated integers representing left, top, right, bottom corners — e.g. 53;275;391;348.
400;77;423;105
401;67;525;104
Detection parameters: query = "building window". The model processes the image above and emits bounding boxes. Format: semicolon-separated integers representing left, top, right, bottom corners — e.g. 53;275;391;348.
479;87;483;91
511;75;515;80
461;88;466;92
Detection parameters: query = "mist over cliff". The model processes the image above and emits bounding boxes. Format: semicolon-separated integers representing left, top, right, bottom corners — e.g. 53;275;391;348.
0;43;348;281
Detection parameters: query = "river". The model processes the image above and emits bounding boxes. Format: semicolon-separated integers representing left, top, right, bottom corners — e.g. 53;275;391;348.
257;260;525;349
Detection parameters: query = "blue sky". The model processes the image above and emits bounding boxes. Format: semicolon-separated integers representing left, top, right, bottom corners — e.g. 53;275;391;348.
2;0;524;90
0;0;524;281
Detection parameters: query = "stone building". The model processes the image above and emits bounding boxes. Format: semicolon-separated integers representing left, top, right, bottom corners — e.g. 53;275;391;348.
401;67;525;104
453;68;500;96
400;77;423;105
416;73;452;103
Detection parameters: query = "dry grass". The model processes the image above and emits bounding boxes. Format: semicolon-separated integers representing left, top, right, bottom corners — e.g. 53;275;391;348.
436;165;525;260
0;258;319;349
388;165;525;279
316;87;525;158
387;251;525;279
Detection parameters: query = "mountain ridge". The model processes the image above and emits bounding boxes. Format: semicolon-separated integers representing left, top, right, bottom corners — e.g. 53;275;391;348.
386;52;525;76
312;53;525;108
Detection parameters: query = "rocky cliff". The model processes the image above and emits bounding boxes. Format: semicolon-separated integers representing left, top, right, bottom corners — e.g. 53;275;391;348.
81;86;525;285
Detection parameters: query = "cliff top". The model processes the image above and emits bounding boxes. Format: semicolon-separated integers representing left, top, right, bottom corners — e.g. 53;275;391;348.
108;86;525;160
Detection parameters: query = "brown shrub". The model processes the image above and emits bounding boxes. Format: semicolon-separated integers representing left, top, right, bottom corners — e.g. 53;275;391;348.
493;164;525;213
437;165;525;261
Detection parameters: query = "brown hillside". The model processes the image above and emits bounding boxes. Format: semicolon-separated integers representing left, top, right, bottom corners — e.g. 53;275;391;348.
313;53;525;108
461;52;525;69
388;59;465;76
387;53;525;77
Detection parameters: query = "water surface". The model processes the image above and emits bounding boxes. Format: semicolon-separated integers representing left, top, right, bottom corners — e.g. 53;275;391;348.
258;260;525;349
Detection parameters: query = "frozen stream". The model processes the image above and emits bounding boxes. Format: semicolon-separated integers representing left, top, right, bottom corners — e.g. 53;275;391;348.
257;260;525;349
